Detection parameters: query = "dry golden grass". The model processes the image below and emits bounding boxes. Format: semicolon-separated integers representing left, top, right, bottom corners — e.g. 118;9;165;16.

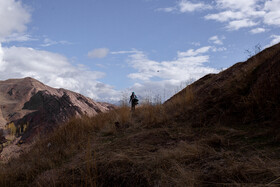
0;98;279;186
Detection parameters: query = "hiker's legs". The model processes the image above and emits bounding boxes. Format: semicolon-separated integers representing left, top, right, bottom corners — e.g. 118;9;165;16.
131;103;135;111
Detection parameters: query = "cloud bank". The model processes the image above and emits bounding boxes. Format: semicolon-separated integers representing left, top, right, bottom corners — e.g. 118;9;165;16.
178;0;212;12
206;0;280;30
125;46;219;101
250;27;266;34
0;0;31;41
158;0;212;13
160;0;280;32
0;45;120;101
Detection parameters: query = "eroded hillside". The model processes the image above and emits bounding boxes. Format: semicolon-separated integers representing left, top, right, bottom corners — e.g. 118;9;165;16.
0;77;114;160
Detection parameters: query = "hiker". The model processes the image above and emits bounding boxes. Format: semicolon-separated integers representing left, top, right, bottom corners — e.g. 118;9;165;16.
129;92;138;111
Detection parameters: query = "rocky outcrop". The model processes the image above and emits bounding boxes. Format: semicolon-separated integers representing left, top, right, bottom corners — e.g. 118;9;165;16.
0;77;115;142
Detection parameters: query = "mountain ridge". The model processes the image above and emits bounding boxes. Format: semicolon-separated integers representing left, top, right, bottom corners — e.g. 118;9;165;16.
0;77;115;142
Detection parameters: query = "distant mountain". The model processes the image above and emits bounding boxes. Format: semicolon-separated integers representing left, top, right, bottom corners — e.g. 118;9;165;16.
0;77;115;142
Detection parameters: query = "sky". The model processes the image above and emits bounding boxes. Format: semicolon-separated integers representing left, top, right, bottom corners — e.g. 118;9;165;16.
0;0;280;103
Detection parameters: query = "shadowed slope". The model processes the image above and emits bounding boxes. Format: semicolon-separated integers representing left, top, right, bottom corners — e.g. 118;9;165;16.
166;42;280;127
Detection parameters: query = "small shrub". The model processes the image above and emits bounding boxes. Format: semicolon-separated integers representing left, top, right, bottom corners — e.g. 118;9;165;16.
6;122;17;136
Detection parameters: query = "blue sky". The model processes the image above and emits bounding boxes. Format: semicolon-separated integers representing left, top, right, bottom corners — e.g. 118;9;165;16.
0;0;280;102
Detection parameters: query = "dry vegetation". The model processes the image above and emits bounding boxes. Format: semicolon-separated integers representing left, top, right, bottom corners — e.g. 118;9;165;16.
0;43;280;186
0;97;279;186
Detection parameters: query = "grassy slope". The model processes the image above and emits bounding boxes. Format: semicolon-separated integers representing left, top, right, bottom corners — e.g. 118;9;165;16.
1;44;280;186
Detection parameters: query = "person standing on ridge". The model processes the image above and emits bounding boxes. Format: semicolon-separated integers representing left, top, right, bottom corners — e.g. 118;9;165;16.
129;92;138;111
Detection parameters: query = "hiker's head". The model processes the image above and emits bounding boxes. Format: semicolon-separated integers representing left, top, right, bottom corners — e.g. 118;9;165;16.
132;92;135;95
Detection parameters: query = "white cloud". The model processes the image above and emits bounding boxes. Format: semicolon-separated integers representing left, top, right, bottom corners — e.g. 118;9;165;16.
177;46;211;57
205;0;280;31
178;0;212;12
250;27;266;34
226;19;258;30
263;0;280;26
215;0;257;11
191;42;201;46
111;49;139;55
110;47;218;102
211;46;227;52
209;35;225;45
2;33;35;43
0;0;31;41
0;44;4;70
156;7;176;13
126;46;218;89
160;0;280;32
270;35;280;44
129;79;195;102
265;35;280;48
41;38;71;47
205;11;245;22
157;0;212;14
88;48;110;59
0;45;121;101
123;46;220;101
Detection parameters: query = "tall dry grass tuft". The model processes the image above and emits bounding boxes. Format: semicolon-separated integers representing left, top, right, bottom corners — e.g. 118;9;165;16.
164;85;195;119
152;142;208;186
114;106;131;126
135;103;167;127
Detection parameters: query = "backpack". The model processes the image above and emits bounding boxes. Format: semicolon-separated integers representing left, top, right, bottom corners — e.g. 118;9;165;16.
132;95;138;105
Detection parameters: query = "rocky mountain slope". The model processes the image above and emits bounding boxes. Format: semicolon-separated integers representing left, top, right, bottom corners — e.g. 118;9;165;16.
0;77;114;142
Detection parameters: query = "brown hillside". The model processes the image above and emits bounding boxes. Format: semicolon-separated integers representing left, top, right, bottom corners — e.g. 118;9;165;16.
0;77;114;142
166;42;280;128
